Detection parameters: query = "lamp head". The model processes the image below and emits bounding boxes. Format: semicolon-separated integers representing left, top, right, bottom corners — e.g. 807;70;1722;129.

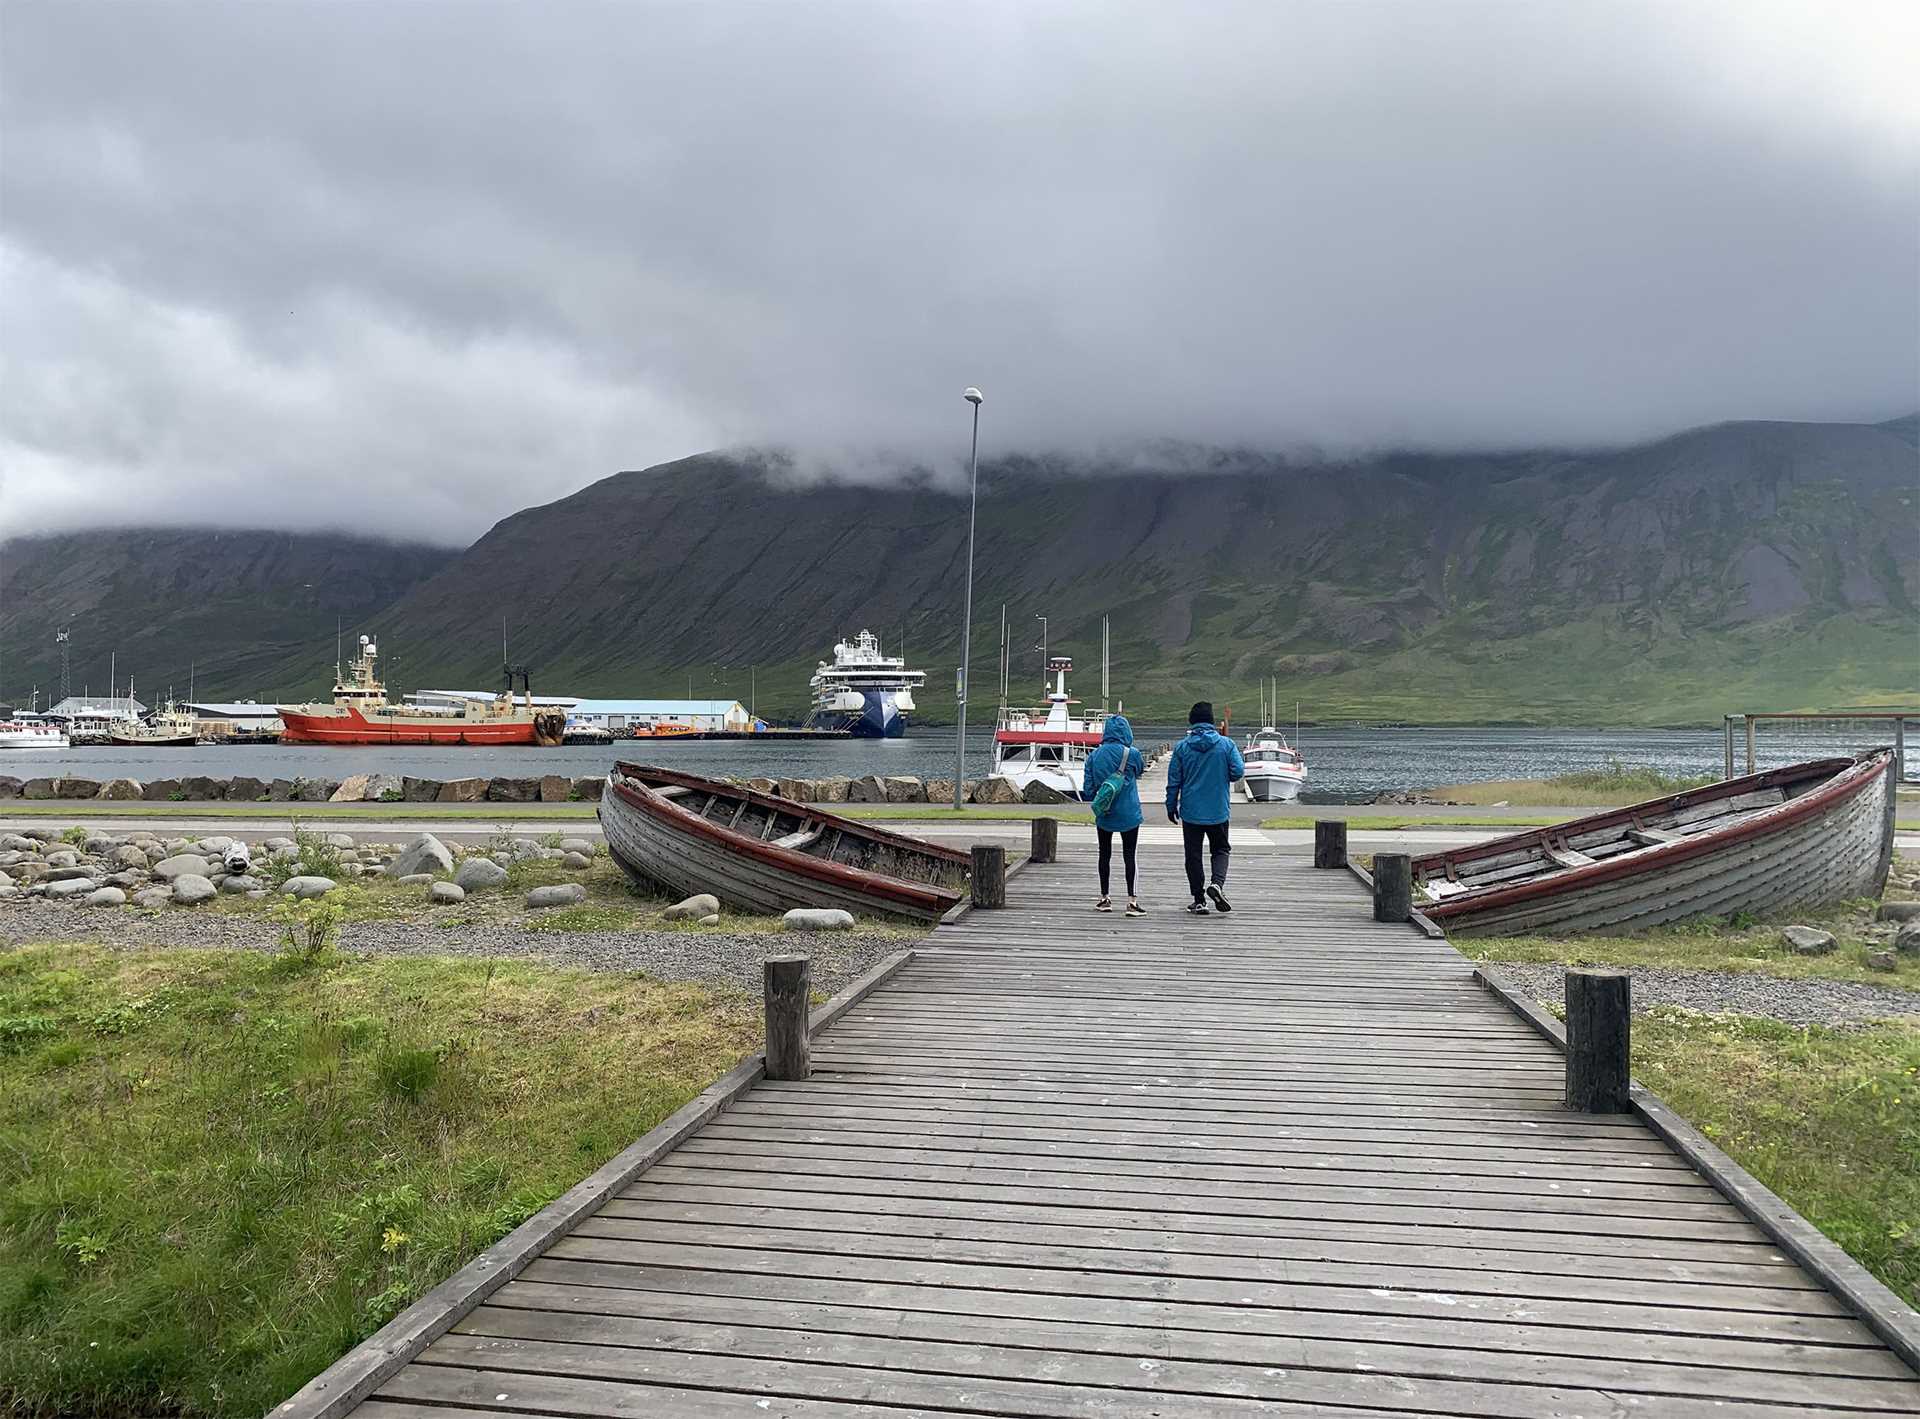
963;387;983;405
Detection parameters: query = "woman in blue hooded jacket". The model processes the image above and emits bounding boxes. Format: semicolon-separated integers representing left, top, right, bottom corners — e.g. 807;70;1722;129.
1082;714;1146;914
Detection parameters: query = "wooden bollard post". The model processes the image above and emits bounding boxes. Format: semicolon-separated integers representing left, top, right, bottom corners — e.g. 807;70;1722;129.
1372;853;1411;922
1030;816;1058;865
763;954;811;1082
1313;819;1348;869
971;843;1007;908
1566;968;1631;1113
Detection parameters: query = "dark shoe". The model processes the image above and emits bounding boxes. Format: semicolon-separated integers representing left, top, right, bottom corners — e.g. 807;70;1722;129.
1126;900;1146;916
1096;897;1112;912
1207;884;1232;913
1187;899;1211;915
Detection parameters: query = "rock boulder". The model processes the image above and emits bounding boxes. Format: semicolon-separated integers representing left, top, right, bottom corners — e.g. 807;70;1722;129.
171;874;217;904
973;776;1021;804
571;775;605;801
1874;901;1920;923
385;833;454;878
1022;779;1068;804
1896;922;1920;956
85;886;127;907
280;875;337;898
454;857;510;891
883;776;927;804
664;893;720;922
783;907;855;931
1780;925;1836;955
227;776;270;801
488;777;540;803
539;774;574;802
54;777;103;799
429;880;466;904
526;883;588;908
96;778;143;800
178;776;227;801
402;776;443;803
152;853;214;881
438;777;490;803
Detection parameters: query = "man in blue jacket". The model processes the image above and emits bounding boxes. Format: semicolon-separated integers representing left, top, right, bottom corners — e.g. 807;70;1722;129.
1166;701;1245;914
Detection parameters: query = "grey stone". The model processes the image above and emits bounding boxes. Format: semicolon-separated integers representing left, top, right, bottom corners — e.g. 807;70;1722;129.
132;887;173;909
784;907;856;931
342;862;366;877
559;838;595;856
925;778;955;804
220;874;264;894
106;844;150;870
104;871;145;889
664;893;721;922
84;886;127;907
142;778;184;801
195;836;236;856
883;775;927;804
526;883;588;908
325;832;356;849
973;776;1021;804
539;774;574;802
44;849;79;869
429;881;466;904
437;776;490;803
227;776;270;801
171;874;217;904
398;872;435;886
1780;925;1836;955
53;777;102;798
385;833;454;878
267;778;298;802
1897;922;1920;956
562;851;592;870
96;777;143;800
280;875;337;899
1022;779;1068;804
454;857;510;890
46;866;96;882
1875;900;1920;922
488;776;541;803
46;877;99;898
292;778;339;802
571;775;605;801
776;778;815;803
261;837;296;853
1866;949;1898;972
847;774;888;804
402;776;443;803
698;913;721;926
20;828;58;842
815;776;852;803
178;775;225;801
152;853;214;881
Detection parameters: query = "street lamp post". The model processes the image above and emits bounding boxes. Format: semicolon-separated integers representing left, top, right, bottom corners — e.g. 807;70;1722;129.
1035;615;1047;694
955;387;984;810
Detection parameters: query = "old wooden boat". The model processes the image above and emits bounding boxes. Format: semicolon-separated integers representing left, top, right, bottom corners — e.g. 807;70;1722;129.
1412;750;1897;937
599;763;971;922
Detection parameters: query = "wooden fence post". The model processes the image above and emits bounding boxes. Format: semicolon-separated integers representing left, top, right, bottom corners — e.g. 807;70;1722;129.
1372;853;1411;922
763;955;811;1082
971;844;1007;908
1030;817;1058;865
1566;968;1631;1112
1313;820;1347;869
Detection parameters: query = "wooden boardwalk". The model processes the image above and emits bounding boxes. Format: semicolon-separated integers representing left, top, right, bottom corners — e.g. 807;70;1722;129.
348;841;1920;1418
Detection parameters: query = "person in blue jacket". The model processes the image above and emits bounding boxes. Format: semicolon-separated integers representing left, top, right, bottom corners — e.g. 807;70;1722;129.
1082;714;1146;914
1166;700;1245;914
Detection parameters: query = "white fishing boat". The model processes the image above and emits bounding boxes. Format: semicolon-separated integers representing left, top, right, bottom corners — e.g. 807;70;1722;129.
0;716;69;750
992;656;1102;799
1240;680;1308;801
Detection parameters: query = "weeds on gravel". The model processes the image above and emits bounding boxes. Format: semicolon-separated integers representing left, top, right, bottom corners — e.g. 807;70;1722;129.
0;941;759;1418
1465;898;1920;988
1635;1008;1920;1307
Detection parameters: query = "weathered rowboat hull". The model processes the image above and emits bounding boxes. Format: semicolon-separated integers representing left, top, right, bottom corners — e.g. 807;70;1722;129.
599;764;969;922
1414;751;1896;938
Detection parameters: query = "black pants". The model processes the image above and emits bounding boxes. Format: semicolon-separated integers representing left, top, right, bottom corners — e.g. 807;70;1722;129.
1097;826;1139;897
1182;820;1230;900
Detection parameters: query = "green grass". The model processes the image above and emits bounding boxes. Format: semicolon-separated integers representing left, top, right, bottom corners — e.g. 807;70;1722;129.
0;941;759;1417
1463;866;1920;987
1432;762;1718;808
1634;1009;1919;1307
0;801;600;820
1259;813;1573;830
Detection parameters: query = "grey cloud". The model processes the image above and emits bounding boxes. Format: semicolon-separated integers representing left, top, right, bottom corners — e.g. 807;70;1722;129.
2;0;1915;544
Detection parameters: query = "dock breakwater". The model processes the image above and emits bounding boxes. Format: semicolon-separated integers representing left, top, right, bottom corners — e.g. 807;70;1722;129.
0;770;1111;807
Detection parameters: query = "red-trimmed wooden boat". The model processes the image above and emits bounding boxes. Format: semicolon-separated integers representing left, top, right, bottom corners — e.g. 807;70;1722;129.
1412;750;1897;938
599;763;971;922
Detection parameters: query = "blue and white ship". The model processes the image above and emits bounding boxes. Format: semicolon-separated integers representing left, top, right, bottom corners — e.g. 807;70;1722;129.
805;629;923;738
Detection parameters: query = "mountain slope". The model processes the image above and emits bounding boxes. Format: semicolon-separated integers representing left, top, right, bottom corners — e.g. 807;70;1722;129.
323;415;1919;724
0;529;452;704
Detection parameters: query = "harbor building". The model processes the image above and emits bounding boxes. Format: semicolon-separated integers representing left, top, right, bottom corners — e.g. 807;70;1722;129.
563;698;752;733
184;701;286;738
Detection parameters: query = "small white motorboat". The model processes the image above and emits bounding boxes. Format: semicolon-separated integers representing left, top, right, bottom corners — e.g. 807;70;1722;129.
1242;727;1308;801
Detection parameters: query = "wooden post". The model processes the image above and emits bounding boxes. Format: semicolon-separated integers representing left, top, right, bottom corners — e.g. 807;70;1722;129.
763;955;811;1082
1745;715;1757;776
1372;853;1411;922
1313;819;1347;869
1723;715;1736;781
1896;717;1907;788
971;844;1007;908
1565;968;1631;1113
1029;816;1058;865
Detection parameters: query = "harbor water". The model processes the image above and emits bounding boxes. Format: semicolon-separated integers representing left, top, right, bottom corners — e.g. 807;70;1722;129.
5;724;1899;801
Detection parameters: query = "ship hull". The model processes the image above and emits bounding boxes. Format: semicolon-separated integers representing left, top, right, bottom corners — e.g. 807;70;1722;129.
279;706;537;746
106;733;198;748
804;690;907;739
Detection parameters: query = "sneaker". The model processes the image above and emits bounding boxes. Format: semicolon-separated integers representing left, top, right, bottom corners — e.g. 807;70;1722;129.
1096;897;1112;912
1187;899;1211;915
1207;884;1232;914
1126;900;1146;917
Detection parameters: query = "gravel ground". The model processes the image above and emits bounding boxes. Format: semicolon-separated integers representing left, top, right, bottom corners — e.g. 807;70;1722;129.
0;900;912;999
1490;961;1920;1029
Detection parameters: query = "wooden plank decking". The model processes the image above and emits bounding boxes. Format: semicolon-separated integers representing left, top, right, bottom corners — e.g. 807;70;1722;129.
347;841;1920;1418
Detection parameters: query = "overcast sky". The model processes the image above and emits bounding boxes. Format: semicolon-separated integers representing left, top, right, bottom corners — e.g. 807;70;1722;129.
2;1;1915;545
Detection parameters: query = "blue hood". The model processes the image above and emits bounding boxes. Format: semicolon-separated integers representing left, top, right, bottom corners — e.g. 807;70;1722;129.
1102;714;1135;747
1185;722;1223;751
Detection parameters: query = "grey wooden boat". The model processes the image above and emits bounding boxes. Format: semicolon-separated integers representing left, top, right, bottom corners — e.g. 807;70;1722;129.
599;763;971;922
1411;750;1897;937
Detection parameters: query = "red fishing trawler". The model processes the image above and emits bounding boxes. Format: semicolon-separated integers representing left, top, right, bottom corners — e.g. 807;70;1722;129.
278;635;563;746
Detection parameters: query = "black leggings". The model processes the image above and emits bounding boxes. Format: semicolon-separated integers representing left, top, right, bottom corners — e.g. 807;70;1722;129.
1182;820;1231;900
1097;827;1139;897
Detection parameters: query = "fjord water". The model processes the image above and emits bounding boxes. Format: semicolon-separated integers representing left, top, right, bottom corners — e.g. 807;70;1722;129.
9;725;1897;802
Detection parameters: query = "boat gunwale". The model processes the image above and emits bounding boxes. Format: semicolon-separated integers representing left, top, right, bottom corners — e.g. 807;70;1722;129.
604;763;969;915
1416;751;1891;922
